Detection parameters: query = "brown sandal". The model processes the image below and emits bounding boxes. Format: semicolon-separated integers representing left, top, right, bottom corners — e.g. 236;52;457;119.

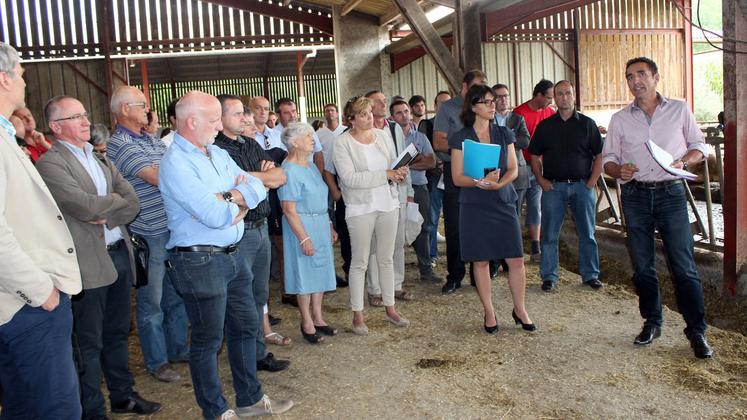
264;332;292;346
394;290;415;301
368;294;384;307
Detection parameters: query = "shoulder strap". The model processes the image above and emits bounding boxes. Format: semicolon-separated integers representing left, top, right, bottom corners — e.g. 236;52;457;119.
388;121;399;154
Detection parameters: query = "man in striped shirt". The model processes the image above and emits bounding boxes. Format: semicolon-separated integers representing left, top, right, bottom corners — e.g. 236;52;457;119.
107;86;189;383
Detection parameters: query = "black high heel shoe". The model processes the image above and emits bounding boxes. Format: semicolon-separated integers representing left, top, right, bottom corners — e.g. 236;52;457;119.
300;325;324;344
483;313;498;334
512;310;537;331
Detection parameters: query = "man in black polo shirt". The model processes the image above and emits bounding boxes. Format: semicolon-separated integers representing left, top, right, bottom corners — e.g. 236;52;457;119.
528;80;604;292
214;95;291;373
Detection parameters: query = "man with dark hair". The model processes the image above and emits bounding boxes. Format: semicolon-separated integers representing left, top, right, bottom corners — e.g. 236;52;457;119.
390;99;440;283
432;70;487;294
273;97;324;173
419;91;451;265
603;56;713;359
365;90;415;303
0;42;83;419
37;95;161;419
161;98;179;147
408;95;427;126
513;78;555;263
107;85;189;383
529;80;604;292
214;94;290;373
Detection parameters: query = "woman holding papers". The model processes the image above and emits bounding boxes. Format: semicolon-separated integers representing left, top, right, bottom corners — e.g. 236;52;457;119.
332;96;411;335
448;84;535;333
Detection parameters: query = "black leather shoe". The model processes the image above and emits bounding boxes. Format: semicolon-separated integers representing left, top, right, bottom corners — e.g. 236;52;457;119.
634;325;661;346
336;275;349;288
689;334;714;359
257;352;290;372
585;278;604;290
441;281;461;294
268;314;282;326
111;392;162;415
541;280;555;292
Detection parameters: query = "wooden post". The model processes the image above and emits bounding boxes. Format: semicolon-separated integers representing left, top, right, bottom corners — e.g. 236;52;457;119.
140;59;150;107
392;0;463;93
722;0;747;296
682;0;694;110
454;0;482;72
101;0;115;127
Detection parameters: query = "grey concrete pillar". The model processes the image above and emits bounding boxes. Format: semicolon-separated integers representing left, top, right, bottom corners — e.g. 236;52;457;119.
332;6;392;105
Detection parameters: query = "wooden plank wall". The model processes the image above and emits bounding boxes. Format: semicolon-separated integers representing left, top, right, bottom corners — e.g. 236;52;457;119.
579;31;684;112
21;59;127;132
391;42;574;115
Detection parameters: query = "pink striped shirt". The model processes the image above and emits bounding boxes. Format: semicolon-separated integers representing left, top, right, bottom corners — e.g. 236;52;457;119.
602;94;709;182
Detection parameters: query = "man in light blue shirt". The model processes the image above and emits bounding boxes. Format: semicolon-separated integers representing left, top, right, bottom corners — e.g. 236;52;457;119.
159;91;293;419
390;99;441;283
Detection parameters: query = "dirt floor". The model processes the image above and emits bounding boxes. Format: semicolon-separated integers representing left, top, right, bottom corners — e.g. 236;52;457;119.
114;238;747;420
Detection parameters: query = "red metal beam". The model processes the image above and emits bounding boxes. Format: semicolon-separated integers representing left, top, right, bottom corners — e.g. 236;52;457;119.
204;0;333;35
722;0;747;295
390;36;453;72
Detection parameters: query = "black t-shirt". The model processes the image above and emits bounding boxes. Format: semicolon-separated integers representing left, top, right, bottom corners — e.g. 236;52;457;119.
527;111;603;181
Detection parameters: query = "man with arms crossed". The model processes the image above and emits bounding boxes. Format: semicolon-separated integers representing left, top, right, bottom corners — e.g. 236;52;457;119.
602;57;713;359
160;91;293;418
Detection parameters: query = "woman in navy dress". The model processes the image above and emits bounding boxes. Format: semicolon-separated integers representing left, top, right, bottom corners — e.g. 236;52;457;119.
448;84;535;334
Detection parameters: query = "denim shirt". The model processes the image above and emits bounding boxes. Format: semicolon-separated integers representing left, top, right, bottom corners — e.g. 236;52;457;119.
159;133;267;248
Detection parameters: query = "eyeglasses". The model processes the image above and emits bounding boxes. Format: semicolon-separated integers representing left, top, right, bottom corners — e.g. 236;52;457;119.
127;102;148;108
496;94;510;100
474;99;497;106
53;112;89;122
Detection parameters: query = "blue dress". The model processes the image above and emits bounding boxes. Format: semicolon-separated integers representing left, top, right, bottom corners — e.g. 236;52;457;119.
448;124;523;261
278;162;336;294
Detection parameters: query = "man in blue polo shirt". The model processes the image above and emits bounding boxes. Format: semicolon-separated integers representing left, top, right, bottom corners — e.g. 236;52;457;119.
160;91;293;419
107;86;188;383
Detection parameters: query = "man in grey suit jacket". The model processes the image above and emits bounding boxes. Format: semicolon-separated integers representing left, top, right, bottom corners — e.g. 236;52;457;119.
0;42;83;419
493;84;531;212
36;95;161;419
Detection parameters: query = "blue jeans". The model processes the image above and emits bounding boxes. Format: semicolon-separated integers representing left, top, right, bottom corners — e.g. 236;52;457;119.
0;295;81;420
621;181;706;338
540;181;599;283
523;175;542;226
427;174;443;260
136;232;189;371
243;223;271;361
169;239;263;419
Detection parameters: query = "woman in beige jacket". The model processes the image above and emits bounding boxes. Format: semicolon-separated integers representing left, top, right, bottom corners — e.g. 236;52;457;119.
332;96;410;334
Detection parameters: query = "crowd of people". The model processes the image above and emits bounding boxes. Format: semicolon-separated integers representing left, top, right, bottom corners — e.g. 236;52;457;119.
0;39;715;420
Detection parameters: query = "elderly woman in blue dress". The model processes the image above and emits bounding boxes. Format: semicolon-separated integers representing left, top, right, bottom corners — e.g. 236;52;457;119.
279;122;338;344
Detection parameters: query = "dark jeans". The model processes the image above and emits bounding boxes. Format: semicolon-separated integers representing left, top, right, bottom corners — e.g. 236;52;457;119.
74;245;134;419
169;241;263;419
0;295;81;419
413;184;432;273
334;196;352;277
621;181;706;338
442;162;466;283
244;224;271;361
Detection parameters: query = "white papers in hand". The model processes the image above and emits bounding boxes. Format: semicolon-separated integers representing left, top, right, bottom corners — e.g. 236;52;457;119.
391;143;420;169
645;140;698;181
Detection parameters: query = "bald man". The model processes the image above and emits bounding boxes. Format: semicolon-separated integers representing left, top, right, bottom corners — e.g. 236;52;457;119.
159;91;293;419
107;86;189;383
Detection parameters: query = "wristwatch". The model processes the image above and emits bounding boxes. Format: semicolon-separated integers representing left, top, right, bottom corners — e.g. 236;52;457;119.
222;191;234;203
679;160;689;170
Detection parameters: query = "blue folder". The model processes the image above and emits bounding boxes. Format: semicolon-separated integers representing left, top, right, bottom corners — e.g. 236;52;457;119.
463;139;501;179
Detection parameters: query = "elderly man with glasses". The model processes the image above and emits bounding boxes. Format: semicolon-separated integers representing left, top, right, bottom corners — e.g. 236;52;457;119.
36;95;162;419
106;86;190;383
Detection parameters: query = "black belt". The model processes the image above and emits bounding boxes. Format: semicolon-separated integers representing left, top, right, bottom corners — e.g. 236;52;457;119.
244;219;265;230
174;244;239;254
627;179;681;189
548;178;586;183
106;239;125;251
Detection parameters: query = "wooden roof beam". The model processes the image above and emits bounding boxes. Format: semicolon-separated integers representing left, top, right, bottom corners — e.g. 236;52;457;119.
482;0;596;39
391;0;463;92
341;0;366;16
428;0;455;8
380;0;426;26
205;0;333;35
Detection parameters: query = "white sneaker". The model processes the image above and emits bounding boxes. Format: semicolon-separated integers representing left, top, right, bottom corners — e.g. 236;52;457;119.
236;395;294;417
218;409;240;420
436;232;446;243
